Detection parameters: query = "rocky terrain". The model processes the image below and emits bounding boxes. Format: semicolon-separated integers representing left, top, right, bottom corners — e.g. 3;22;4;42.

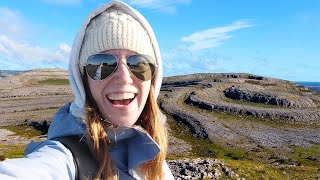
0;69;73;146
0;69;320;179
161;74;319;159
159;73;319;178
168;158;243;180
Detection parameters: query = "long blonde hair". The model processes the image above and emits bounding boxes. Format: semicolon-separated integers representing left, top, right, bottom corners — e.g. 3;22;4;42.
83;75;168;180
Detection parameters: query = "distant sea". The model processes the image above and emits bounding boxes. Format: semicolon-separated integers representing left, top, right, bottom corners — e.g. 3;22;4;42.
295;81;320;93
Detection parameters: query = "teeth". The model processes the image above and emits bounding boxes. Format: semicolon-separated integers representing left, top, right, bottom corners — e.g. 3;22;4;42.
107;93;135;100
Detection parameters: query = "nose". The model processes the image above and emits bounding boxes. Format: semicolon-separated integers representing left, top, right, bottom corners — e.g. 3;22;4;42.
113;58;133;84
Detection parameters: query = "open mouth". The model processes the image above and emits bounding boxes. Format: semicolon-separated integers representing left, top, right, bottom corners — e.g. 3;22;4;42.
107;93;135;106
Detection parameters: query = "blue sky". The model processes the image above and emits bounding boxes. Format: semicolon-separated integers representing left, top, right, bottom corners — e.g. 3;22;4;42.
0;0;319;82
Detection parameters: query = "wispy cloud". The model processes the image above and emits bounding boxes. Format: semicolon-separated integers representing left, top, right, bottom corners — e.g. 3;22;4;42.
181;19;254;51
0;6;71;70
0;7;26;37
0;35;70;70
123;0;191;13
162;48;224;76
41;0;82;6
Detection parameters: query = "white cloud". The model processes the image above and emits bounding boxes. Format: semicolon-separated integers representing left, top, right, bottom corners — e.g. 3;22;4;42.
0;6;70;70
181;19;254;51
0;7;25;37
124;0;191;13
41;0;82;6
0;35;70;70
59;43;72;55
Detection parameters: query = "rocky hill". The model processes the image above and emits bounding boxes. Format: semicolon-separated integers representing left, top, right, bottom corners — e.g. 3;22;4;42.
0;69;319;179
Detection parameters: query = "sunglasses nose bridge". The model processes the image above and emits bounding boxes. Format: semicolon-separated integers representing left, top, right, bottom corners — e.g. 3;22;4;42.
113;58;133;84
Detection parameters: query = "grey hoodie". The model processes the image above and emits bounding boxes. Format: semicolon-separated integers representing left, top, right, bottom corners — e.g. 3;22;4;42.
0;1;174;179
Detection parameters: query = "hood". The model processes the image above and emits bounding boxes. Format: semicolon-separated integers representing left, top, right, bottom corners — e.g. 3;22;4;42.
68;0;163;120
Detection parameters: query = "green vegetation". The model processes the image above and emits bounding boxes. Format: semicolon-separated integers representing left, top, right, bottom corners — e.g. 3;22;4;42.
166;115;247;160
214;105;318;129
0;126;43;160
0;144;26;160
223;159;320;180
206;110;314;129
0;126;42;139
288;145;320;166
36;78;69;85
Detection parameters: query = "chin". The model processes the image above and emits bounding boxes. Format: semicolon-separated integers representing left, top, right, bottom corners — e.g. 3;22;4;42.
109;118;138;127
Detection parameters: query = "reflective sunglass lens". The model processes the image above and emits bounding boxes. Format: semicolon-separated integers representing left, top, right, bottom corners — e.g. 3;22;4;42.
86;54;117;80
127;55;155;81
86;65;100;80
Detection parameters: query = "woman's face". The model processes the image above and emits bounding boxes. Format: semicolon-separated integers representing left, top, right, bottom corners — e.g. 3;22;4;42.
87;49;151;127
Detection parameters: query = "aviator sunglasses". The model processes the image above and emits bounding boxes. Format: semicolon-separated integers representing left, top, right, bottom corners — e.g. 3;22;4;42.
85;53;157;81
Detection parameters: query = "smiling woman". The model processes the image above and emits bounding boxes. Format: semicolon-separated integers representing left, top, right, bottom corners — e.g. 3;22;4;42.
86;49;153;127
0;1;173;180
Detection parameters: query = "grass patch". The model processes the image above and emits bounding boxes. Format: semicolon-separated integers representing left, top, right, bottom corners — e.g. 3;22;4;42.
223;158;320;180
0;126;42;139
207;108;320;129
0;144;26;160
36;78;69;86
288;145;320;166
166;115;247;160
206;110;311;129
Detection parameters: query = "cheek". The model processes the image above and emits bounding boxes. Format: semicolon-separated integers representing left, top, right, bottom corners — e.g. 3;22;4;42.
88;78;104;102
88;80;96;97
140;82;151;102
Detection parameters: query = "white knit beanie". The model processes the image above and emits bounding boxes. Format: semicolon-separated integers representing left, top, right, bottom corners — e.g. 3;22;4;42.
79;7;155;65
